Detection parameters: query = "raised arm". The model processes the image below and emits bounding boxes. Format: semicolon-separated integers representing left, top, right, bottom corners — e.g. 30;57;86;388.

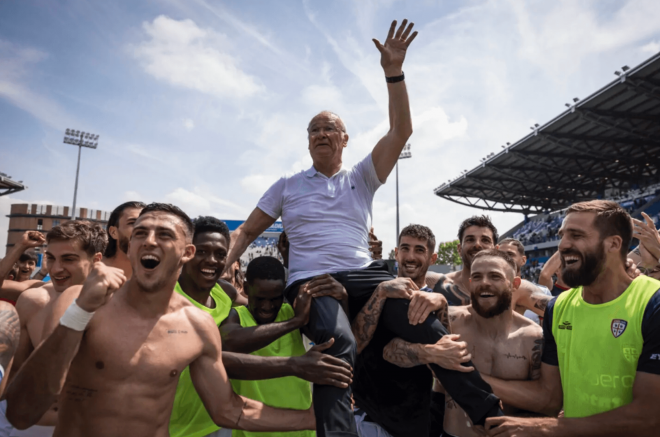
538;251;561;290
224;208;276;276
220;291;310;354
6;263;125;429
223;338;352;388
350;278;415;354
371;19;418;183
190;314;315;432
514;280;553;317
0;231;45;290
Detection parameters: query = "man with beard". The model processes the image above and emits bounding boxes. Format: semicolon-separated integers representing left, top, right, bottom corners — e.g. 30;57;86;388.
351;225;483;437
482;200;660;437
103;201;146;278
224;21;501;436
438;250;542;437
6;203;316;436
171;218;351;437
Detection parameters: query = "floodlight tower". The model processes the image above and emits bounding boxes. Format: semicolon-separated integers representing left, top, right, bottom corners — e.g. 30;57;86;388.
63;129;99;219
396;144;412;243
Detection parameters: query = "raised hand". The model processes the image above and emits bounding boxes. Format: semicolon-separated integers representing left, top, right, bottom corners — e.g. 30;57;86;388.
372;19;418;76
294;338;353;388
633;212;660;263
76;262;126;312
19;231;46;248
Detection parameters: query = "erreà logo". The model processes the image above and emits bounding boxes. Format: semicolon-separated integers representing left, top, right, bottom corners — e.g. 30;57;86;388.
612;319;628;338
558;321;572;330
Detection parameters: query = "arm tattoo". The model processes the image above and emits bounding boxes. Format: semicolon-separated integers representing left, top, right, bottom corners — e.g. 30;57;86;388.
382;338;424;368
351;290;386;353
532;294;551;312
530;338;542;380
437;304;450;331
0;308;20;369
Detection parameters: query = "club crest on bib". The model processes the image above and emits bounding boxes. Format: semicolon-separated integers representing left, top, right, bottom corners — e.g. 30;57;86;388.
611;319;628;338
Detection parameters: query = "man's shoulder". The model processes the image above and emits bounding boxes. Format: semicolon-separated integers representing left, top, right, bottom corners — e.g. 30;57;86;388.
426;271;450;289
448;306;472;331
16;286;51;314
512;312;544;337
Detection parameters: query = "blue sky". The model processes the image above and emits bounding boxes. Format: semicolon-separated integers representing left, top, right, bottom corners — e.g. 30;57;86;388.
2;0;660;253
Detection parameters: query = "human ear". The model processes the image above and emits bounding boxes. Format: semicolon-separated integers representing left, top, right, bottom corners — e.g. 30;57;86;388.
182;244;196;265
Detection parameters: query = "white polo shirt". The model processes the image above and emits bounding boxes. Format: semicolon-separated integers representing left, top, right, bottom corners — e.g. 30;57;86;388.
257;153;383;285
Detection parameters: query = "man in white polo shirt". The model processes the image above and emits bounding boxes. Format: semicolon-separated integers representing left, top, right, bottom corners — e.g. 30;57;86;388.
225;19;500;437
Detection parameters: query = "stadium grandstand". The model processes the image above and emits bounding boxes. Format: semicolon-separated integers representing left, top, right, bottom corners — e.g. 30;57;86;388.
0;172;26;197
224;219;284;268
434;50;660;282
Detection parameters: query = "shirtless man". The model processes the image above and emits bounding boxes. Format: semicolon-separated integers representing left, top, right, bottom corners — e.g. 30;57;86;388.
427;216;552;317
441;250;542;437
0;301;20;437
5;222;106;437
102;201;145;278
6;203;315;436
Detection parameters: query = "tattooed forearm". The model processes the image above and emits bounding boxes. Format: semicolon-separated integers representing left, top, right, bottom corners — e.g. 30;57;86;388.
437;304;450;331
0;306;20;369
530;338;542;380
531;294;551;313
351;289;387;354
383;338;425;368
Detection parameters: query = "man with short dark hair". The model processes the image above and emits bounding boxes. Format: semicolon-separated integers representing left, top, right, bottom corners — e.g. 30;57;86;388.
483;200;660;436
171;218;351;437
7;203;316;436
350;224;492;437
0;231;46;303
14;251;38;283
103;201;146;278
221;256;318;437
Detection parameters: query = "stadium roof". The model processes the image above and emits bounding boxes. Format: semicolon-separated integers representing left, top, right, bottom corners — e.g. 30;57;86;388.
434;51;660;214
0;173;26;197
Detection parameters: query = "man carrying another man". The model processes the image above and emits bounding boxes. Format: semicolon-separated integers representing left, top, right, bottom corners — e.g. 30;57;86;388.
225;20;501;436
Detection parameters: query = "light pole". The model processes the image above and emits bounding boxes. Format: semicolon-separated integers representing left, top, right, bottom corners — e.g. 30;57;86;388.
396;143;411;243
63;129;99;219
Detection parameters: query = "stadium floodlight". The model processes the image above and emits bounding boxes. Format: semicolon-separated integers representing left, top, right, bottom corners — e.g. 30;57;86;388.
622;65;630;72
573;97;579;102
395;143;412;243
614;71;621;76
565;103;571;107
534;123;539;127
63;129;100;219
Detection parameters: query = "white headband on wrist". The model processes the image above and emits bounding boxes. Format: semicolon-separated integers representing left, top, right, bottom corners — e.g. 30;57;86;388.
60;299;95;331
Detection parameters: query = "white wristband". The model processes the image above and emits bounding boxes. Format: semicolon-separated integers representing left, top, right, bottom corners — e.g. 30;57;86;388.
60;299;95;331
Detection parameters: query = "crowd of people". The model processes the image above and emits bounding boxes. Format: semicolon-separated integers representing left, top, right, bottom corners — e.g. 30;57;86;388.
0;17;658;437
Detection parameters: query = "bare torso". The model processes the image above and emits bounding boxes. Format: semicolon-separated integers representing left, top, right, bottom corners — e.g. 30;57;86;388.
55;288;207;437
15;284;60;425
443;306;542;437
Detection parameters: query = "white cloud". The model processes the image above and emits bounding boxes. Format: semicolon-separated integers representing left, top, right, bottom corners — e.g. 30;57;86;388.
641;40;660;54
183;118;195;130
164;187;248;219
240;174;279;196
0;40;78;129
131;16;264;99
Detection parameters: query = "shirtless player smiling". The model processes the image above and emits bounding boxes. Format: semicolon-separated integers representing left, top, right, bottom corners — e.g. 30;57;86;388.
6;203;314;437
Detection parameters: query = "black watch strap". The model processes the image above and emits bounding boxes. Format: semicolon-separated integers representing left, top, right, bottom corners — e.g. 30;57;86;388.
386;72;405;83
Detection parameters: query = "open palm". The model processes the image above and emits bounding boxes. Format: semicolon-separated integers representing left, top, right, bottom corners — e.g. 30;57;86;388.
373;19;418;75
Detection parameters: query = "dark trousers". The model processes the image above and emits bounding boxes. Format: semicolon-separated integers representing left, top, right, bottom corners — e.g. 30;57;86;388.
285;261;501;437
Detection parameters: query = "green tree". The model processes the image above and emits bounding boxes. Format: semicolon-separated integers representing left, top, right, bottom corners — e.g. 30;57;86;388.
436;240;462;271
388;248;396;260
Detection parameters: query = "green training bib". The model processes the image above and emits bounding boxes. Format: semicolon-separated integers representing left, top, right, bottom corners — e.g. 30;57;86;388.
552;275;660;418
